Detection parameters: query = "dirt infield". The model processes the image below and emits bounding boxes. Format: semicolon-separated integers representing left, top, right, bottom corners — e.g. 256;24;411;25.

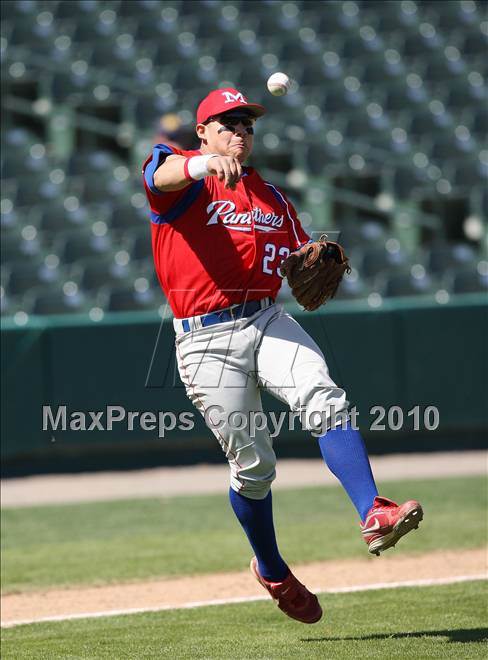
2;451;487;507
2;548;486;626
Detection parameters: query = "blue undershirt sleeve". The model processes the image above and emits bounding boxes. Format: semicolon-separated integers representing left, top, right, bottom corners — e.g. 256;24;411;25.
144;144;175;195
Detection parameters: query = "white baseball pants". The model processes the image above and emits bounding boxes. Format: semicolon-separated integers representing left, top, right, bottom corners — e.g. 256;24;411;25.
175;303;348;499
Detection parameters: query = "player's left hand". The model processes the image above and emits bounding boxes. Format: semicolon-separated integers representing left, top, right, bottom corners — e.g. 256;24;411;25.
280;236;351;311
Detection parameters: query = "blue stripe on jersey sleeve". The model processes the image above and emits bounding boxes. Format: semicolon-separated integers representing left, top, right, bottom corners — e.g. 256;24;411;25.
266;183;286;208
144;144;175;194
150;179;205;225
265;181;311;247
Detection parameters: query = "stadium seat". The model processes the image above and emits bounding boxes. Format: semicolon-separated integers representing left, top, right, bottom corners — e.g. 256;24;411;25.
50;69;94;104
2;60;41;100
408;107;454;137
368;5;420;33
1;149;50;178
345;112;391;140
38;200;100;233
422;52;467;83
390;165;431;199
403;25;445;58
334;227;361;251
9;12;57;48
383;269;439;297
443;76;488;109
130;56;159;87
450;262;488;293
76;93;123;128
369;129;414;158
1;180;19;223
427;242;478;274
383;79;429;113
0;203;22;231
359;220;390;244
255;8;300;37
305;139;346;175
15;172;65;206
471;106;488;136
2;276;31;316
1;1;38;20
134;94;178;127
108;203;147;230
59;228;113;263
335;220;387;251
72;13;122;43
135;13;181;41
360;244;411;279
56;1;101;19
428;134;476;162
456;26;488;56
310;4;360;36
136;259;160;290
68;150;121;176
116;0;161;17
28;23;81;62
106;282;159;312
360;50;406;86
323;79;366;114
128;228;153;261
90;38;139;76
173;61;206;92
341;27;385;60
451;157;488;188
5;256;65;296
1;227;44;264
469;54;488;80
2;128;39;153
31;287;93;315
334;270;370;300
432;1;482;31
80;172;131;205
80;253;135;292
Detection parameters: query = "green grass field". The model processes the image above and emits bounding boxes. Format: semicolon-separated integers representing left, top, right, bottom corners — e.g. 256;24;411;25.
2;581;487;659
2;476;486;593
2;475;487;659
2;478;487;592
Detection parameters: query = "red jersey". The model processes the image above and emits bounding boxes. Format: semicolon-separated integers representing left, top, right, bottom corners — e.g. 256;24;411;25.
142;144;310;318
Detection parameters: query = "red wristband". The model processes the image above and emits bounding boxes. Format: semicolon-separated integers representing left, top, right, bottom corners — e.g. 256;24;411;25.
183;158;196;182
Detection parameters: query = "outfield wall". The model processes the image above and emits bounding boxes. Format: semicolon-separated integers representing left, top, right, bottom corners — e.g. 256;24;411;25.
2;295;487;473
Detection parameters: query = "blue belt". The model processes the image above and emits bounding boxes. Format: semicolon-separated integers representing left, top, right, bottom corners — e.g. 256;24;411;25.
180;297;274;332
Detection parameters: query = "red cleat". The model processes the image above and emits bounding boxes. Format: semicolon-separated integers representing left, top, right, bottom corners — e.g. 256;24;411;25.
250;557;322;624
361;496;424;556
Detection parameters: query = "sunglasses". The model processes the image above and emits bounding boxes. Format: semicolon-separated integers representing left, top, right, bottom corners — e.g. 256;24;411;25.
206;114;255;135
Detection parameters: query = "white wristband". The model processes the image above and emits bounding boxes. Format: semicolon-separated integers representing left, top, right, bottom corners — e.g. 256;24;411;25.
186;154;218;181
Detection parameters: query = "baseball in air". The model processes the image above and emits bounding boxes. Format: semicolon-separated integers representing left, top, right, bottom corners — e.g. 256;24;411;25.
267;72;290;96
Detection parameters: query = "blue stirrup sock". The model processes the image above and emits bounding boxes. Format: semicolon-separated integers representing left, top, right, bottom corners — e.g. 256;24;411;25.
229;488;289;582
318;422;378;521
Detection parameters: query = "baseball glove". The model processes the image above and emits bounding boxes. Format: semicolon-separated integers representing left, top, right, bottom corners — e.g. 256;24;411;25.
279;235;351;311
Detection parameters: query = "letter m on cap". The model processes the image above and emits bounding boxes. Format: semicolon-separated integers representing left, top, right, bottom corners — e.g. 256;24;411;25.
222;91;246;104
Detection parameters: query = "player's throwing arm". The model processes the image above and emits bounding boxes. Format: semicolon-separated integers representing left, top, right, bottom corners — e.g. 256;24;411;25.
154;154;243;192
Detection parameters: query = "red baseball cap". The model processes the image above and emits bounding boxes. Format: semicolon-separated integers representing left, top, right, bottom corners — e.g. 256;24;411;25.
196;88;266;124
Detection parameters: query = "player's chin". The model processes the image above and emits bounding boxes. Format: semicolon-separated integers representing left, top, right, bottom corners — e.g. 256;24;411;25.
230;145;250;162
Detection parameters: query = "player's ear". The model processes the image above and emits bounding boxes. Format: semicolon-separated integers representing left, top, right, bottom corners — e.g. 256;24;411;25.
196;123;207;144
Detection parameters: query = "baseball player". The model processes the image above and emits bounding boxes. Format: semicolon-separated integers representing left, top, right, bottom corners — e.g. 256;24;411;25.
142;88;424;625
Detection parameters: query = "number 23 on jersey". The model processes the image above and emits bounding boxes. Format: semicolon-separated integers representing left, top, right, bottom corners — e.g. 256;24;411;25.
262;242;290;276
